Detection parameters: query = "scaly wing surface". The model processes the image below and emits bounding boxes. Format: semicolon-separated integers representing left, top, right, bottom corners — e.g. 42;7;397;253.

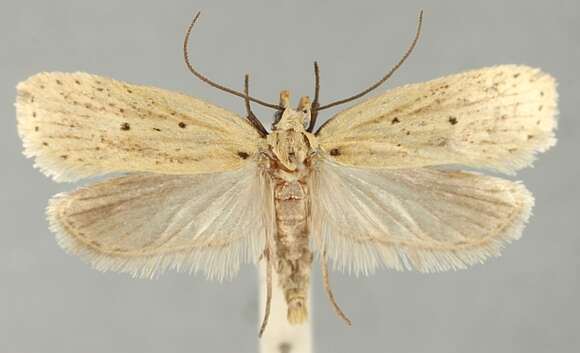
17;72;262;181
48;165;275;280
317;65;557;173
310;159;533;274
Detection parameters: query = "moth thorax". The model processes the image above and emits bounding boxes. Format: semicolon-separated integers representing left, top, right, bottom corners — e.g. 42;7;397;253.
285;288;308;325
267;130;308;171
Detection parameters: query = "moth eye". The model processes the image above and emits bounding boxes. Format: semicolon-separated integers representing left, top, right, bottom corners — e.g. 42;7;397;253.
302;109;308;114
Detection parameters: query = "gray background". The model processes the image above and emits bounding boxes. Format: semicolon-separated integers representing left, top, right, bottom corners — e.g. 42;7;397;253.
1;0;578;352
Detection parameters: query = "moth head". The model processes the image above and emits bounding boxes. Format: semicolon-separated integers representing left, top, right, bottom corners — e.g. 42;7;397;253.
272;91;311;131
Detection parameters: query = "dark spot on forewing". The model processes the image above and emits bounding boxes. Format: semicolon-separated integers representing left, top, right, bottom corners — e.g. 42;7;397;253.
237;151;249;159
448;116;458;125
90;240;101;247
330;148;341;156
120;122;131;131
178;122;187;128
391;117;400;124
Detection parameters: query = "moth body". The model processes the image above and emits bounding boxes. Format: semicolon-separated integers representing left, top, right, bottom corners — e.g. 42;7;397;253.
264;94;316;324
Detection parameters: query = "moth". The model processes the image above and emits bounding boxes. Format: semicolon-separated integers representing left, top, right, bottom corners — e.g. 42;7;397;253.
16;11;558;336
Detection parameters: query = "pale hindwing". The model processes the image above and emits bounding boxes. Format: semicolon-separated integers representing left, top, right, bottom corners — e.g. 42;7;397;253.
17;72;262;181
317;65;557;173
309;159;533;275
48;164;275;280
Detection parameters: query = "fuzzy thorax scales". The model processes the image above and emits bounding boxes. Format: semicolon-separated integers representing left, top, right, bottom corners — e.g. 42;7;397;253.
268;106;318;172
265;103;317;324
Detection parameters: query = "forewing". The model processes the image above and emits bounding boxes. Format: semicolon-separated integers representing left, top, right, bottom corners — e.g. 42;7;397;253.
309;159;533;275
48;164;275;280
17;72;262;181
317;66;557;173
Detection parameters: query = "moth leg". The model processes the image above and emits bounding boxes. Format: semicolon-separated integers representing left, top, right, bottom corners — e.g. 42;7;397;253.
259;248;273;337
244;74;268;137
321;250;352;326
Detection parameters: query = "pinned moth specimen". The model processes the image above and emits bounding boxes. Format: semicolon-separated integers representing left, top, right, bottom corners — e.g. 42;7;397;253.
16;11;558;336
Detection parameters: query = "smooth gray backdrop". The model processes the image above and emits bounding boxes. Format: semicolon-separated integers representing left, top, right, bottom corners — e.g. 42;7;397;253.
1;1;578;352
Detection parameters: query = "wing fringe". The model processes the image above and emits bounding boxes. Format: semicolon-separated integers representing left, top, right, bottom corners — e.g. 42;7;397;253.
47;191;263;281
323;181;533;275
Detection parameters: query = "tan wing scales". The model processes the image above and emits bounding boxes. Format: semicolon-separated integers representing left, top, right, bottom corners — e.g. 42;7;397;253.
318;65;557;173
17;72;262;181
310;159;533;275
48;164;274;280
